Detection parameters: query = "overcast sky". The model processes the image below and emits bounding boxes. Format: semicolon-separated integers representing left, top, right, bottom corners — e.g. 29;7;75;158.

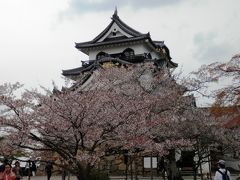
0;0;239;100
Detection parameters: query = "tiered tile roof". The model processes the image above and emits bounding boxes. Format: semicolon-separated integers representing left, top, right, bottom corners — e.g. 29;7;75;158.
63;9;177;79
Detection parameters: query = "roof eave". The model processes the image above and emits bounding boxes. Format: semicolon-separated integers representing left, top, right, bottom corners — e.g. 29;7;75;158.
75;35;150;49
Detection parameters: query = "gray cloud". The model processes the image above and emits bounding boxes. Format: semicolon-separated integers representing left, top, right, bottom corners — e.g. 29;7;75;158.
193;32;233;63
63;0;183;15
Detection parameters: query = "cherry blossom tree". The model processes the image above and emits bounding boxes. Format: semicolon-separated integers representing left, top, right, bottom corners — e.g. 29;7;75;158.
188;54;240;173
190;53;240;108
190;53;240;127
0;83;28;160
0;63;235;180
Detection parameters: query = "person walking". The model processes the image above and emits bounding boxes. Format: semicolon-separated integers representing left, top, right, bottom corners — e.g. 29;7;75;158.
62;168;67;180
0;159;8;180
12;161;23;180
45;161;53;180
2;163;16;180
214;160;231;180
30;161;37;176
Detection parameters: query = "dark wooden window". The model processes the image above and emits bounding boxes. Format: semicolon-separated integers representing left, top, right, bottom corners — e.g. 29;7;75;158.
123;48;135;60
96;52;108;60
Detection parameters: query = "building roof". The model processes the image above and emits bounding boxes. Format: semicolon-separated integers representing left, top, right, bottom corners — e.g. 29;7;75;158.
63;57;139;77
75;33;152;50
62;56;171;78
92;8;143;42
63;9;178;79
74;9;170;57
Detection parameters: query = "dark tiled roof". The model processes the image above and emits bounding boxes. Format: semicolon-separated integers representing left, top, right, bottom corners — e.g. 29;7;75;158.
168;60;178;68
75;10;151;51
74;10;177;69
153;41;165;47
62;67;85;76
91;10;143;43
75;34;151;49
62;57;134;77
111;11;143;37
65;10;178;78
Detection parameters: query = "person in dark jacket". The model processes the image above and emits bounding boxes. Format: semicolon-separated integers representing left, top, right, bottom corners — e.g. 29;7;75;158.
45;161;53;180
12;161;23;180
30;161;37;176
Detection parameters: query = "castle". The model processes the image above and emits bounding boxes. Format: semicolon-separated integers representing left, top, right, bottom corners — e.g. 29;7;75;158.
62;9;177;88
61;9;180;177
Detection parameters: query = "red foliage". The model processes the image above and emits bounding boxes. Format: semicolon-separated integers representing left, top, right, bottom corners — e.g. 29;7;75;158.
224;115;240;128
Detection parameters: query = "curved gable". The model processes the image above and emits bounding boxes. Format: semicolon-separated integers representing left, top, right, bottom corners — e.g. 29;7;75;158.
92;9;143;43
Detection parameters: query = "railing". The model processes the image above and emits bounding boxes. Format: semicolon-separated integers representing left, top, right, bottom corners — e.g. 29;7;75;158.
81;53;150;66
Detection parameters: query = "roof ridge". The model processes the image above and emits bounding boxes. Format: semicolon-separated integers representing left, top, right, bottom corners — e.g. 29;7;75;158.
91;10;143;43
111;12;143;36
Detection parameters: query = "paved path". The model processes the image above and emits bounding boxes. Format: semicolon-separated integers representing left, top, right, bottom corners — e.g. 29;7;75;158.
23;176;77;180
22;175;240;180
22;175;164;180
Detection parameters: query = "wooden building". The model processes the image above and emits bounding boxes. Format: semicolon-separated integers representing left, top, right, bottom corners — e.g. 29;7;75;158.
61;9;179;177
62;9;177;85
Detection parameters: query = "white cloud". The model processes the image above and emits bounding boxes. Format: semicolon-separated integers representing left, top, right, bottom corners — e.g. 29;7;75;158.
0;0;239;104
62;0;183;15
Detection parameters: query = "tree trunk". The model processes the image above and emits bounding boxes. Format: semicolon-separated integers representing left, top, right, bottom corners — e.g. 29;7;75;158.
208;155;212;180
193;167;197;180
134;157;138;180
76;171;88;180
166;149;180;180
76;165;91;180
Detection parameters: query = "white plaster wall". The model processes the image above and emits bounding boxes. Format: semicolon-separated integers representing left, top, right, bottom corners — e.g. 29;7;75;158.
200;162;211;174
143;43;161;59
88;43;160;60
98;22;133;42
194;154;211;174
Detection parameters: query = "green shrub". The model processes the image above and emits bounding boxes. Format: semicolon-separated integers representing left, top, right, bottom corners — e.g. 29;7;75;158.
89;169;110;180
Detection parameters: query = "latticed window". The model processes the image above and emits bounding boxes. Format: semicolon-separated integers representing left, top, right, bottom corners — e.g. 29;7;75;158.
96;52;108;60
123;48;134;60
